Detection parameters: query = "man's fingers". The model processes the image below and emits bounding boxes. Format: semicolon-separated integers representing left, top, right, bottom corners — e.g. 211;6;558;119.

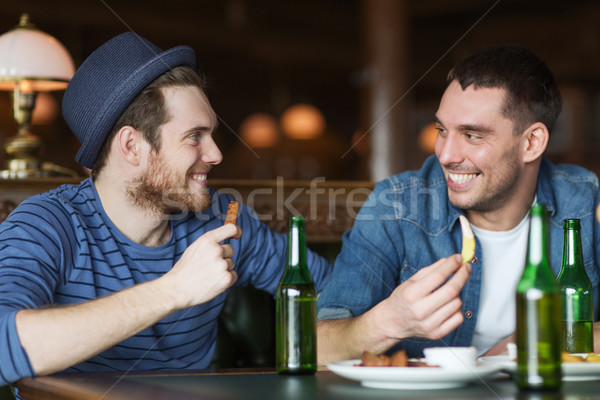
201;223;240;244
422;263;471;310
425;297;463;327
222;244;235;259
408;254;464;295
429;309;465;340
400;262;470;331
229;270;238;285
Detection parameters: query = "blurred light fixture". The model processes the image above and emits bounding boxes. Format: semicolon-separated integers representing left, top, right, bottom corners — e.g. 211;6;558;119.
0;14;76;178
280;103;325;140
31;92;59;125
239;112;279;148
418;122;438;154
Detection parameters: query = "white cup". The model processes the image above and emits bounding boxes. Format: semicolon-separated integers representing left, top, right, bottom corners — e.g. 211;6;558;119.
423;346;477;370
507;343;517;360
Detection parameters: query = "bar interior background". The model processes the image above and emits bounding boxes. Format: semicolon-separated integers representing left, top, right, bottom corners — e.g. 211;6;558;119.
1;0;599;182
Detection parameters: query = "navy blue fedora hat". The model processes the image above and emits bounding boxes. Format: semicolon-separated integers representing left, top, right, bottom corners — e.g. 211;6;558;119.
62;32;196;169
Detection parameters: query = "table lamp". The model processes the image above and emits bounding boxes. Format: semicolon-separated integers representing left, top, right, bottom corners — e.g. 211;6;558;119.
0;14;76;178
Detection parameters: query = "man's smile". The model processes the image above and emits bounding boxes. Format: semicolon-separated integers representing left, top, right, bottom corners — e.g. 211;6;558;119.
448;172;478;185
190;172;208;187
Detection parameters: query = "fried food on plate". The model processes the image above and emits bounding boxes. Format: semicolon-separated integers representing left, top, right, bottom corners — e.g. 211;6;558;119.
562;352;585;362
561;351;600;363
360;350;430;367
585;352;600;362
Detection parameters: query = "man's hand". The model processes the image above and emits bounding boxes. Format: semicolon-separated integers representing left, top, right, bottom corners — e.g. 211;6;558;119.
376;254;471;341
317;254;471;364
161;223;242;309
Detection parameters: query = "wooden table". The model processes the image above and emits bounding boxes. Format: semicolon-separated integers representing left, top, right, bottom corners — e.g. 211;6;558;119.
14;368;600;400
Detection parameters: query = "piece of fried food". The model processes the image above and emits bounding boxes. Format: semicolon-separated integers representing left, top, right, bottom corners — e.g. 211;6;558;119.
459;215;475;264
224;201;239;225
361;351;380;367
361;350;410;367
585;352;600;362
362;351;391;366
390;349;408;367
562;352;585;362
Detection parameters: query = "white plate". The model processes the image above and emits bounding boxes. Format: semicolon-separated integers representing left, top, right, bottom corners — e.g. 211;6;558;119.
478;354;600;381
327;359;502;390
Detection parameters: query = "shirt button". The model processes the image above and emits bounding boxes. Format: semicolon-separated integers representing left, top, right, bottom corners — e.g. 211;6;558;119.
471;256;478;264
465;311;473;318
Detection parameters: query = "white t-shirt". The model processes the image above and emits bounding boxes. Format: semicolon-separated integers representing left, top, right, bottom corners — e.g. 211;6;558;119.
470;212;531;355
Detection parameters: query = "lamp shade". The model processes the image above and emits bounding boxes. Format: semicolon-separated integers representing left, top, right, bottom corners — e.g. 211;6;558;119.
280;103;325;140
418;122;438;154
240;113;279;148
0;14;75;91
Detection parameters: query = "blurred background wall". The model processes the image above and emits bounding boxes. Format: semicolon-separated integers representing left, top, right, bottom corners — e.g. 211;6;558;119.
1;0;599;181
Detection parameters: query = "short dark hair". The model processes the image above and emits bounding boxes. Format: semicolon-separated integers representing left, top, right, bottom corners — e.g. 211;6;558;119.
447;45;562;135
92;66;207;177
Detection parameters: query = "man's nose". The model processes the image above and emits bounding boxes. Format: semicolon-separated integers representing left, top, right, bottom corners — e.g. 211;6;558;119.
436;132;463;165
202;137;223;165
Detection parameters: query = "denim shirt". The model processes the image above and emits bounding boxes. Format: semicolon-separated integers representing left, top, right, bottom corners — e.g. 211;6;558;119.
317;155;600;358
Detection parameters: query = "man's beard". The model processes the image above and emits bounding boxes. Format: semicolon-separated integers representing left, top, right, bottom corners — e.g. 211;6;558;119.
447;146;522;213
126;151;211;216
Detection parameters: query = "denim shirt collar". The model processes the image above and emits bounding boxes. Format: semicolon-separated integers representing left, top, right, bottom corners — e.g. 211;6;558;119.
536;157;557;216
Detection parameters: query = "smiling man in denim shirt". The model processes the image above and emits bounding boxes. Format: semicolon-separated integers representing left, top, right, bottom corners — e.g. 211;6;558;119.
317;45;600;364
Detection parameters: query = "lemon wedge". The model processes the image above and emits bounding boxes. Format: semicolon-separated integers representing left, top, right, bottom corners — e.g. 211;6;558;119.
459;215;475;264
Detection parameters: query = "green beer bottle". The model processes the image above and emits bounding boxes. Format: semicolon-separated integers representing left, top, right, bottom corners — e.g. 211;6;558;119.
516;204;562;390
276;216;317;374
557;219;593;353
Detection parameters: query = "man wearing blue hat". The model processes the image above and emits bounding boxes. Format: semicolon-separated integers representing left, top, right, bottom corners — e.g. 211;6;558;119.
0;32;330;385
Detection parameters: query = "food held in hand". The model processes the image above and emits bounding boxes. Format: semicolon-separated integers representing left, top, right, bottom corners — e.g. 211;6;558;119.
459;215;475;264
224;201;239;225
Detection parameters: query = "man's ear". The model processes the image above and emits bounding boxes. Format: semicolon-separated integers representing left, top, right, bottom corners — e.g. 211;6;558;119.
522;122;549;163
116;126;143;166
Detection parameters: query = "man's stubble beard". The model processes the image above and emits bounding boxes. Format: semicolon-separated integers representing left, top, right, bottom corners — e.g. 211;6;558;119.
126;151;211;216
448;147;522;213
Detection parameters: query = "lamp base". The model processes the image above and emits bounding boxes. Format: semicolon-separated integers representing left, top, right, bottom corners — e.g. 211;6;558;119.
0;165;48;179
1;129;44;178
1;133;80;178
0;162;80;179
0;136;81;178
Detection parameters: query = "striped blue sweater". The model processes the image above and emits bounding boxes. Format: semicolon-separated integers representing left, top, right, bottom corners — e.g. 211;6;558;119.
0;178;330;385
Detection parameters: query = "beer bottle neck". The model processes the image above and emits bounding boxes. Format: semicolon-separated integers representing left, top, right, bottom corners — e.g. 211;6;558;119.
527;214;546;267
287;223;307;269
519;204;558;293
562;227;583;268
281;216;313;285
